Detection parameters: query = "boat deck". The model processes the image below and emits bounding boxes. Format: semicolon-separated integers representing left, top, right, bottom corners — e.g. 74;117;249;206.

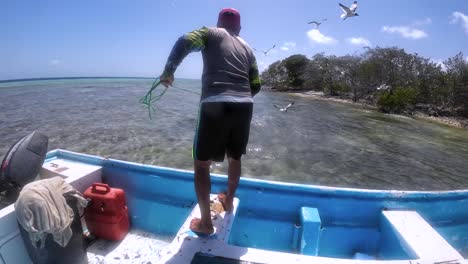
87;230;171;264
86;196;466;264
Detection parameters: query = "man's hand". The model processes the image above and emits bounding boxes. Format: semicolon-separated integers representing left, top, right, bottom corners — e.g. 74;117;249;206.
160;73;174;88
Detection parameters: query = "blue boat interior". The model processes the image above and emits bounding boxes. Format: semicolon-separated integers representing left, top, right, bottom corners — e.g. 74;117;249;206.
31;150;468;260
191;252;263;264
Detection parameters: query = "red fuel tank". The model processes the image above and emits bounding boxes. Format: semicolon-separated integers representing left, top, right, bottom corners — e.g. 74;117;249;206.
83;183;129;241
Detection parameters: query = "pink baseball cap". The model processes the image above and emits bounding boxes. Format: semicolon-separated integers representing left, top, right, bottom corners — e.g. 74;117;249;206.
217;8;241;33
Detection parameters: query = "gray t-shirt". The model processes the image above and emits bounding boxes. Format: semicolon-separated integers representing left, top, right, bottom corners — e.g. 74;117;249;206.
163;27;261;103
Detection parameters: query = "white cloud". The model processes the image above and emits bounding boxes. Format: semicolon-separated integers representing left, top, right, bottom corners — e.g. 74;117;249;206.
412;17;432;26
50;59;61;65
347;37;371;46
280;42;296;51
431;59;447;72
451;11;468;34
382;26;428;39
307;29;337;45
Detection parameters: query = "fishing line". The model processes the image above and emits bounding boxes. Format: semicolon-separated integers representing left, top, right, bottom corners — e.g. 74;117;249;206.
139;78;200;119
172;85;200;95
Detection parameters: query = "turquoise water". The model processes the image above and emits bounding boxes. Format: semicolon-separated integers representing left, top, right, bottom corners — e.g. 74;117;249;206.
1;78;468;191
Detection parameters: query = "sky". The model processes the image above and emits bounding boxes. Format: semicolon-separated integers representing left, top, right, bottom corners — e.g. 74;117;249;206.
1;0;468;80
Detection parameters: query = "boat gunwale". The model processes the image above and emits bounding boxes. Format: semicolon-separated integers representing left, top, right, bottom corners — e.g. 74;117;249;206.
47;149;468;202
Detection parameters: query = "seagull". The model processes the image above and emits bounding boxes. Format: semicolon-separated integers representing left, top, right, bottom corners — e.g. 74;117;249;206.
376;84;391;91
273;102;294;112
339;1;359;20
308;19;327;28
254;45;276;56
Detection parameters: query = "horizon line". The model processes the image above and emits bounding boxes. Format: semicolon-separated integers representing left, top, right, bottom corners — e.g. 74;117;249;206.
0;76;201;83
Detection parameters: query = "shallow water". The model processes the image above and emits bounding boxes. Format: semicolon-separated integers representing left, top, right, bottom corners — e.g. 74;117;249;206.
1;78;468;191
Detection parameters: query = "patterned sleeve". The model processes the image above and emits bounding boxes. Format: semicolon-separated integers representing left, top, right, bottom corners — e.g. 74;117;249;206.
162;27;210;76
249;56;261;96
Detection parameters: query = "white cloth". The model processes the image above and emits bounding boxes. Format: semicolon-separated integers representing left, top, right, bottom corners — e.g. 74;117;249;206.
15;177;88;248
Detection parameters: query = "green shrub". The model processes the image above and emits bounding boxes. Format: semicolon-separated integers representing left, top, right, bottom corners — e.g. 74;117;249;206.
377;87;418;113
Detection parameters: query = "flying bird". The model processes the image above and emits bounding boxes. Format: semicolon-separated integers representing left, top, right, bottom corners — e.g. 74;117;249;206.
254;45;276;56
273;102;294;112
376;84;391;91
308;19;327;28
339;1;359;20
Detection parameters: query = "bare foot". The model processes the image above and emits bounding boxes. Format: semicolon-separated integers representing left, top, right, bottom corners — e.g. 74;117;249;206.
189;218;214;236
217;192;233;212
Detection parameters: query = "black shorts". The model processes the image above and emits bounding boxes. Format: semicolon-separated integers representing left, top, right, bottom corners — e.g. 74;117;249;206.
194;102;253;162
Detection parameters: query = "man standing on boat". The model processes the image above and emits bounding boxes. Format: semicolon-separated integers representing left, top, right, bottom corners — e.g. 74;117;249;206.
160;8;261;236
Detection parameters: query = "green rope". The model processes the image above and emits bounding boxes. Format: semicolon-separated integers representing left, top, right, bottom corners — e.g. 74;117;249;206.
139;78;201;119
139;78;169;119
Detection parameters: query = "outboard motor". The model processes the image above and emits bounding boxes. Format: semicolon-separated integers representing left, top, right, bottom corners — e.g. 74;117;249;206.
0;131;48;206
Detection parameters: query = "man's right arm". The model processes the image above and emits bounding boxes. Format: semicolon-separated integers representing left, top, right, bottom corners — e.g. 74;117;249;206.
162;27;210;78
249;57;261;97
